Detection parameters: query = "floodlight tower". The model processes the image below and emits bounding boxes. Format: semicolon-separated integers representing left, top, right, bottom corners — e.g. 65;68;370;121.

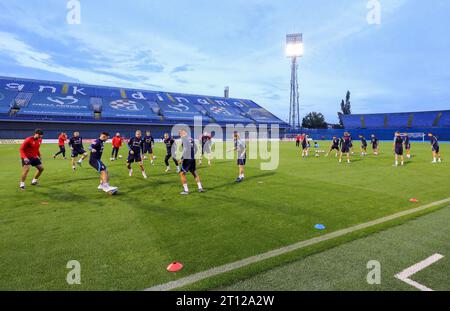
286;33;303;129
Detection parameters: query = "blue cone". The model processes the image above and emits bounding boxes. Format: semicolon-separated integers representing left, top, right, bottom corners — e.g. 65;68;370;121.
315;224;326;230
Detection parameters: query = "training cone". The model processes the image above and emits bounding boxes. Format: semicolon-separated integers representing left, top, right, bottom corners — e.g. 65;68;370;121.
315;224;326;230
409;198;419;203
167;262;184;273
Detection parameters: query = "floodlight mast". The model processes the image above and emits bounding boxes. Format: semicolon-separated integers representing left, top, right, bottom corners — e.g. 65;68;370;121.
286;33;303;129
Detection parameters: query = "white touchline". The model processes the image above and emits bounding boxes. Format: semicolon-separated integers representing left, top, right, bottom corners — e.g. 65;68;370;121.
395;254;444;291
145;199;450;291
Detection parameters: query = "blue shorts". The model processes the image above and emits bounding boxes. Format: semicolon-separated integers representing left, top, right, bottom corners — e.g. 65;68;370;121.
237;158;246;166
142;146;153;154
395;147;404;156
71;148;86;158
127;152;142;163
341;147;350;153
432;146;440;153
181;159;197;175
89;158;106;172
21;157;42;167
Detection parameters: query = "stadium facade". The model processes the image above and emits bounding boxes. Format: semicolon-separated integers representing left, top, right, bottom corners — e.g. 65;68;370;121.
0;76;288;139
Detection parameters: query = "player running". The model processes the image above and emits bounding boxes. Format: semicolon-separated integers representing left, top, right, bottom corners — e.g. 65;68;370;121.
89;132;118;194
199;132;212;166
359;135;368;156
53;132;68;159
339;132;352;164
429;133;442;163
301;134;309;157
110;133;123;161
371;134;379;155
326;136;340;157
227;131;247;183
163;133;179;173
69;132;88;171
178;129;204;195
19;129;45;190
404;133;411;158
127;130;148;179
142;131;155;165
393;132;404;167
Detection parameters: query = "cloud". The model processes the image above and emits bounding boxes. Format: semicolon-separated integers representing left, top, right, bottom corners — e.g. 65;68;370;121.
172;65;194;73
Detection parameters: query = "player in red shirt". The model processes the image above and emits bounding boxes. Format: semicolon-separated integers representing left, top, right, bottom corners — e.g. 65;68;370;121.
19;129;45;190
53;132;68;159
110;133;123;161
295;134;301;147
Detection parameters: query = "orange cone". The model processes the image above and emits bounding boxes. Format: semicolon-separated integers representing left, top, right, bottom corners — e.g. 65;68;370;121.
409;198;419;203
167;262;183;272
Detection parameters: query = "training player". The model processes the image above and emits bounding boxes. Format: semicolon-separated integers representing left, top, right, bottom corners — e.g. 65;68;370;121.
110;133;123;161
199;132;212;166
142;131;155;165
69;131;88;170
89;132;118;194
371;134;379;155
227;131;247;183
163;133;179;173
403;133;411;158
393;132;404;167
127;130;148;179
429;133;442;163
339;132;352;164
359;135;368;156
19;129;45;190
53;132;68;159
326;136;340;157
301;134;309;157
295;134;301;148
178;129;204;195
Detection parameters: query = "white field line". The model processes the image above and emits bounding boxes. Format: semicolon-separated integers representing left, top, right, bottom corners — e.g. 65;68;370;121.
145;198;450;291
395;254;445;291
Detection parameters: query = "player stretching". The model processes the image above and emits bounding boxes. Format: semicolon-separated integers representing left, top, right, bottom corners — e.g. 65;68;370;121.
429;133;442;163
53;132;68;159
89;132;118;194
19;129;45;190
339;132;352;164
404;134;411;158
371;134;379;155
163;133;179;173
228;131;247;183
301;134;309;157
199;132;212;166
69;132;88;171
110;133;123;161
142;131;155;165
179;129;204;195
359;135;368;156
127;130;148;179
393;132;404;167
326;136;340;157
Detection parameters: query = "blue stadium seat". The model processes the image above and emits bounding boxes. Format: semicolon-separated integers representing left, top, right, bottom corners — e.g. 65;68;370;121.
412;111;440;128
341;115;362;129
100;97;161;121
387;113;411;128
0;89;17;114
152;93;212;122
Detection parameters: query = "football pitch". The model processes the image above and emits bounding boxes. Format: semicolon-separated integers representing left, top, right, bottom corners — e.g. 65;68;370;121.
0;141;448;290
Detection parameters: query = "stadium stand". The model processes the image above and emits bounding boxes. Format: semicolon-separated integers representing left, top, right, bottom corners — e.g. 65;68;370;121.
0;76;288;138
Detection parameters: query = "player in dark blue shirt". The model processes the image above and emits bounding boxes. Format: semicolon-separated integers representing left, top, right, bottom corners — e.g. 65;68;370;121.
371;134;379;155
69;131;88;171
339;132;352;164
179;129;203;195
163;133;179;173
403;134;411;159
359;135;368;156
393;132;404;167
89;132;118;194
127;130;147;179
142;131;155;165
428;133;442;163
326;136;340;157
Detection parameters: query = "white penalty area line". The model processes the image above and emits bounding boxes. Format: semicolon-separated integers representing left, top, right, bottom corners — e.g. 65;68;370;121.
145;198;450;291
395;254;445;291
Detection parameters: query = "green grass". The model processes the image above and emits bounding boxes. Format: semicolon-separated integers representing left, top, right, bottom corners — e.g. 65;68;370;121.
0;141;448;290
219;207;450;291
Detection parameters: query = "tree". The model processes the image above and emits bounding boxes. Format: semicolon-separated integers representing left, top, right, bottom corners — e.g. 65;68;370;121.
338;90;351;126
302;112;328;129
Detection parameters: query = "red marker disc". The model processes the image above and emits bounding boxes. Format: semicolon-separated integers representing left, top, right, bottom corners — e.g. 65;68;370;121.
167;262;184;272
409;198;419;203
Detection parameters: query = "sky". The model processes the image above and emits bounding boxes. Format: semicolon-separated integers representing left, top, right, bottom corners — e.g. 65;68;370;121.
0;0;449;123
